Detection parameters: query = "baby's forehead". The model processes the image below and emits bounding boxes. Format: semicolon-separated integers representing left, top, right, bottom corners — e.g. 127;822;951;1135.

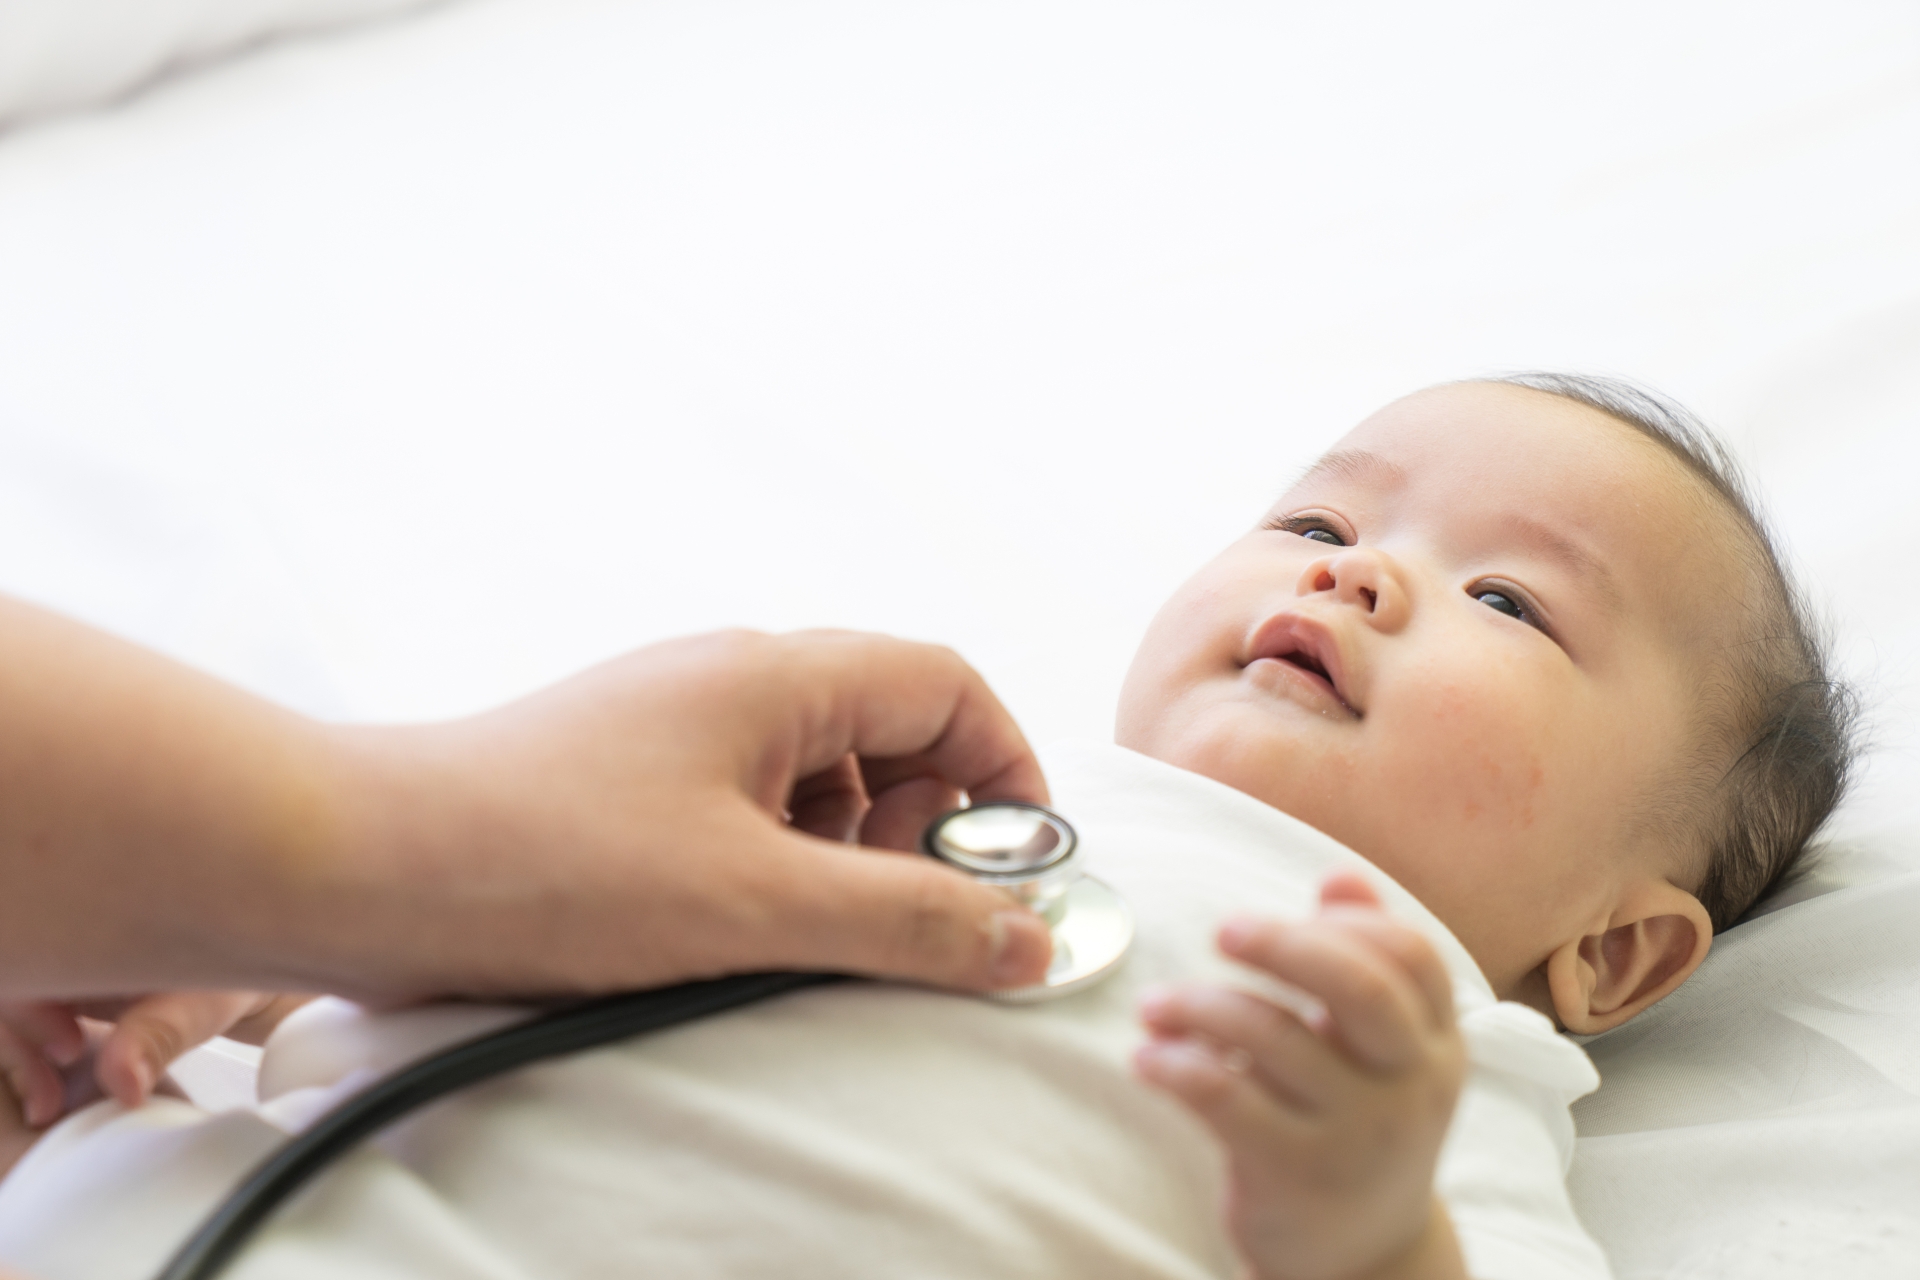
1296;384;1715;524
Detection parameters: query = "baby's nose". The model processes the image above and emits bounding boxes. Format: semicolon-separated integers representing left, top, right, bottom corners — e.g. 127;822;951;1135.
1309;563;1377;611
1301;549;1408;630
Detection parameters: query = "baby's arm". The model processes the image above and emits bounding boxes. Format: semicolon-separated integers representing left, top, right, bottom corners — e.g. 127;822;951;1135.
1135;874;1468;1280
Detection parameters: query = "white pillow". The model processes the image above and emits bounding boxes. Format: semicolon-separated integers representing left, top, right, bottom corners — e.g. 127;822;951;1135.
1570;830;1920;1279
0;0;445;129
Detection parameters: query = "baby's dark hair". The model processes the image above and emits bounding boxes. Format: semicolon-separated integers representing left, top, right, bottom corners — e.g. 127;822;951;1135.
1490;373;1857;931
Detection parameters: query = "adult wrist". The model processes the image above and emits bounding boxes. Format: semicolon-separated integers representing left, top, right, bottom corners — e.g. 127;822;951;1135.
166;714;397;999
282;720;492;1001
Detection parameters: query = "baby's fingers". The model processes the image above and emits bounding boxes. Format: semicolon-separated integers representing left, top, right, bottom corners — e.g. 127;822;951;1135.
1133;1036;1298;1152
95;992;270;1108
1138;984;1340;1110
0;1024;66;1129
1316;875;1455;1027
1219;918;1431;1072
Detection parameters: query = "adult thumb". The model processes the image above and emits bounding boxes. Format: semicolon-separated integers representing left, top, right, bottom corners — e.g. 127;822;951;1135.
771;838;1053;992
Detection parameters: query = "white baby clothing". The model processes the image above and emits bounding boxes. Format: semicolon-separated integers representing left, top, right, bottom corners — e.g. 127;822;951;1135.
0;741;1611;1279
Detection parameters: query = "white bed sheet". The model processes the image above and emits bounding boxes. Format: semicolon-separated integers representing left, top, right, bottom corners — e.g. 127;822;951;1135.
0;0;438;130
0;3;1915;1276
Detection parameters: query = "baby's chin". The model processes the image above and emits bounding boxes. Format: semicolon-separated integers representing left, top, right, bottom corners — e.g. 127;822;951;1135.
1115;691;1327;822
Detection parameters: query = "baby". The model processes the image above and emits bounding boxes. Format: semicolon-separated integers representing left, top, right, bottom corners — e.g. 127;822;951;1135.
1122;372;1850;1276
0;375;1852;1280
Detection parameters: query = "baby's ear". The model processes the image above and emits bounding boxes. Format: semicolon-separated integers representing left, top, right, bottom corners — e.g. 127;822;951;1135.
1543;881;1712;1035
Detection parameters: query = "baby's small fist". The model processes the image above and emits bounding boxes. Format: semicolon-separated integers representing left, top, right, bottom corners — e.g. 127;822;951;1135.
1134;874;1468;1280
1217;874;1456;1073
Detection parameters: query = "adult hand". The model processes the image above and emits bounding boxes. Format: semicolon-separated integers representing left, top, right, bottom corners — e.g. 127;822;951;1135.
313;629;1055;998
0;600;1052;1002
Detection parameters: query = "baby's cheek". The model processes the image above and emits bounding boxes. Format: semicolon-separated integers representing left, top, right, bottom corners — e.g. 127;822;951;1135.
1118;573;1266;749
1377;657;1582;847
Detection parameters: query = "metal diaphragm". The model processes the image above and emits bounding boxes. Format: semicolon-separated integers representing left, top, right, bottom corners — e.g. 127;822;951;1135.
921;802;1132;1002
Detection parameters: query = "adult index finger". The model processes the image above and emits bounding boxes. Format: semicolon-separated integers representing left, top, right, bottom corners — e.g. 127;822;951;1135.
747;631;1049;810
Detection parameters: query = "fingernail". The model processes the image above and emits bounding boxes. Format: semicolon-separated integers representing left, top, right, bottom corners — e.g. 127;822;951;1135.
128;1059;155;1104
1135;1039;1222;1080
987;911;1051;987
1136;984;1174;1019
47;1037;84;1068
1218;916;1262;951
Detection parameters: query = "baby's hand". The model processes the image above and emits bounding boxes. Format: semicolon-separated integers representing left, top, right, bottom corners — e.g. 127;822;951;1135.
1135;874;1469;1280
0;992;308;1127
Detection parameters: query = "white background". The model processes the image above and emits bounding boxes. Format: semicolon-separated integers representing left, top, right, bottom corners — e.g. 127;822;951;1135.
0;0;1915;831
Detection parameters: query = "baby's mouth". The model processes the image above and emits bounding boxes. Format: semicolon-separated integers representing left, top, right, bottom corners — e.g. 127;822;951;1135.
1267;648;1353;715
1244;616;1360;718
1282;647;1334;687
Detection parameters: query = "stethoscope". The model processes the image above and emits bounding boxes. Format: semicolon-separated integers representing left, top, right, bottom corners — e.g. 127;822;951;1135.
154;802;1132;1280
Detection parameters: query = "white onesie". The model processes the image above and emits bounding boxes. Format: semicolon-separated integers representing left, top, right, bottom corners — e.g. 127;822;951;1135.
0;742;1612;1280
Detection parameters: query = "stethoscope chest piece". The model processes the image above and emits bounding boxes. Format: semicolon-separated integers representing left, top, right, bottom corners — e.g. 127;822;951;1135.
920;802;1133;1003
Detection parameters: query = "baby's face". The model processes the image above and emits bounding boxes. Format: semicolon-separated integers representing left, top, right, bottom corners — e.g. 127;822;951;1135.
1118;383;1738;997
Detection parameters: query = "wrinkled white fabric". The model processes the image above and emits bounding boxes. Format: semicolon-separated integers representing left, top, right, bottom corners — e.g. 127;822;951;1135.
1569;834;1920;1280
0;0;445;129
0;742;1607;1280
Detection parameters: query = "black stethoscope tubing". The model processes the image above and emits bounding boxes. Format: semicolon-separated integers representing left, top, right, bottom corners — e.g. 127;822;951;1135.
154;801;1089;1280
153;971;841;1280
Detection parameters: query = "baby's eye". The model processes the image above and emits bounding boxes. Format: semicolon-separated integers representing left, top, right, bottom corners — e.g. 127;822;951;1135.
1474;590;1524;619
1261;511;1352;546
1472;589;1546;632
1467;579;1557;640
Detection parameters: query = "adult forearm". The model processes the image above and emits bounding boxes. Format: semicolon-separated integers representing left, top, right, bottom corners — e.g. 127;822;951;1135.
0;606;1053;1002
0;596;352;997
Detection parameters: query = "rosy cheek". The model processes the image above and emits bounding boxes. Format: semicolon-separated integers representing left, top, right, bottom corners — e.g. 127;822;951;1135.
1395;667;1554;833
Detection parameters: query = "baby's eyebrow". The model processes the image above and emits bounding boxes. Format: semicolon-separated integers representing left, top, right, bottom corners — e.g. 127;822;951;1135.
1292;448;1408;490
1501;514;1622;609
